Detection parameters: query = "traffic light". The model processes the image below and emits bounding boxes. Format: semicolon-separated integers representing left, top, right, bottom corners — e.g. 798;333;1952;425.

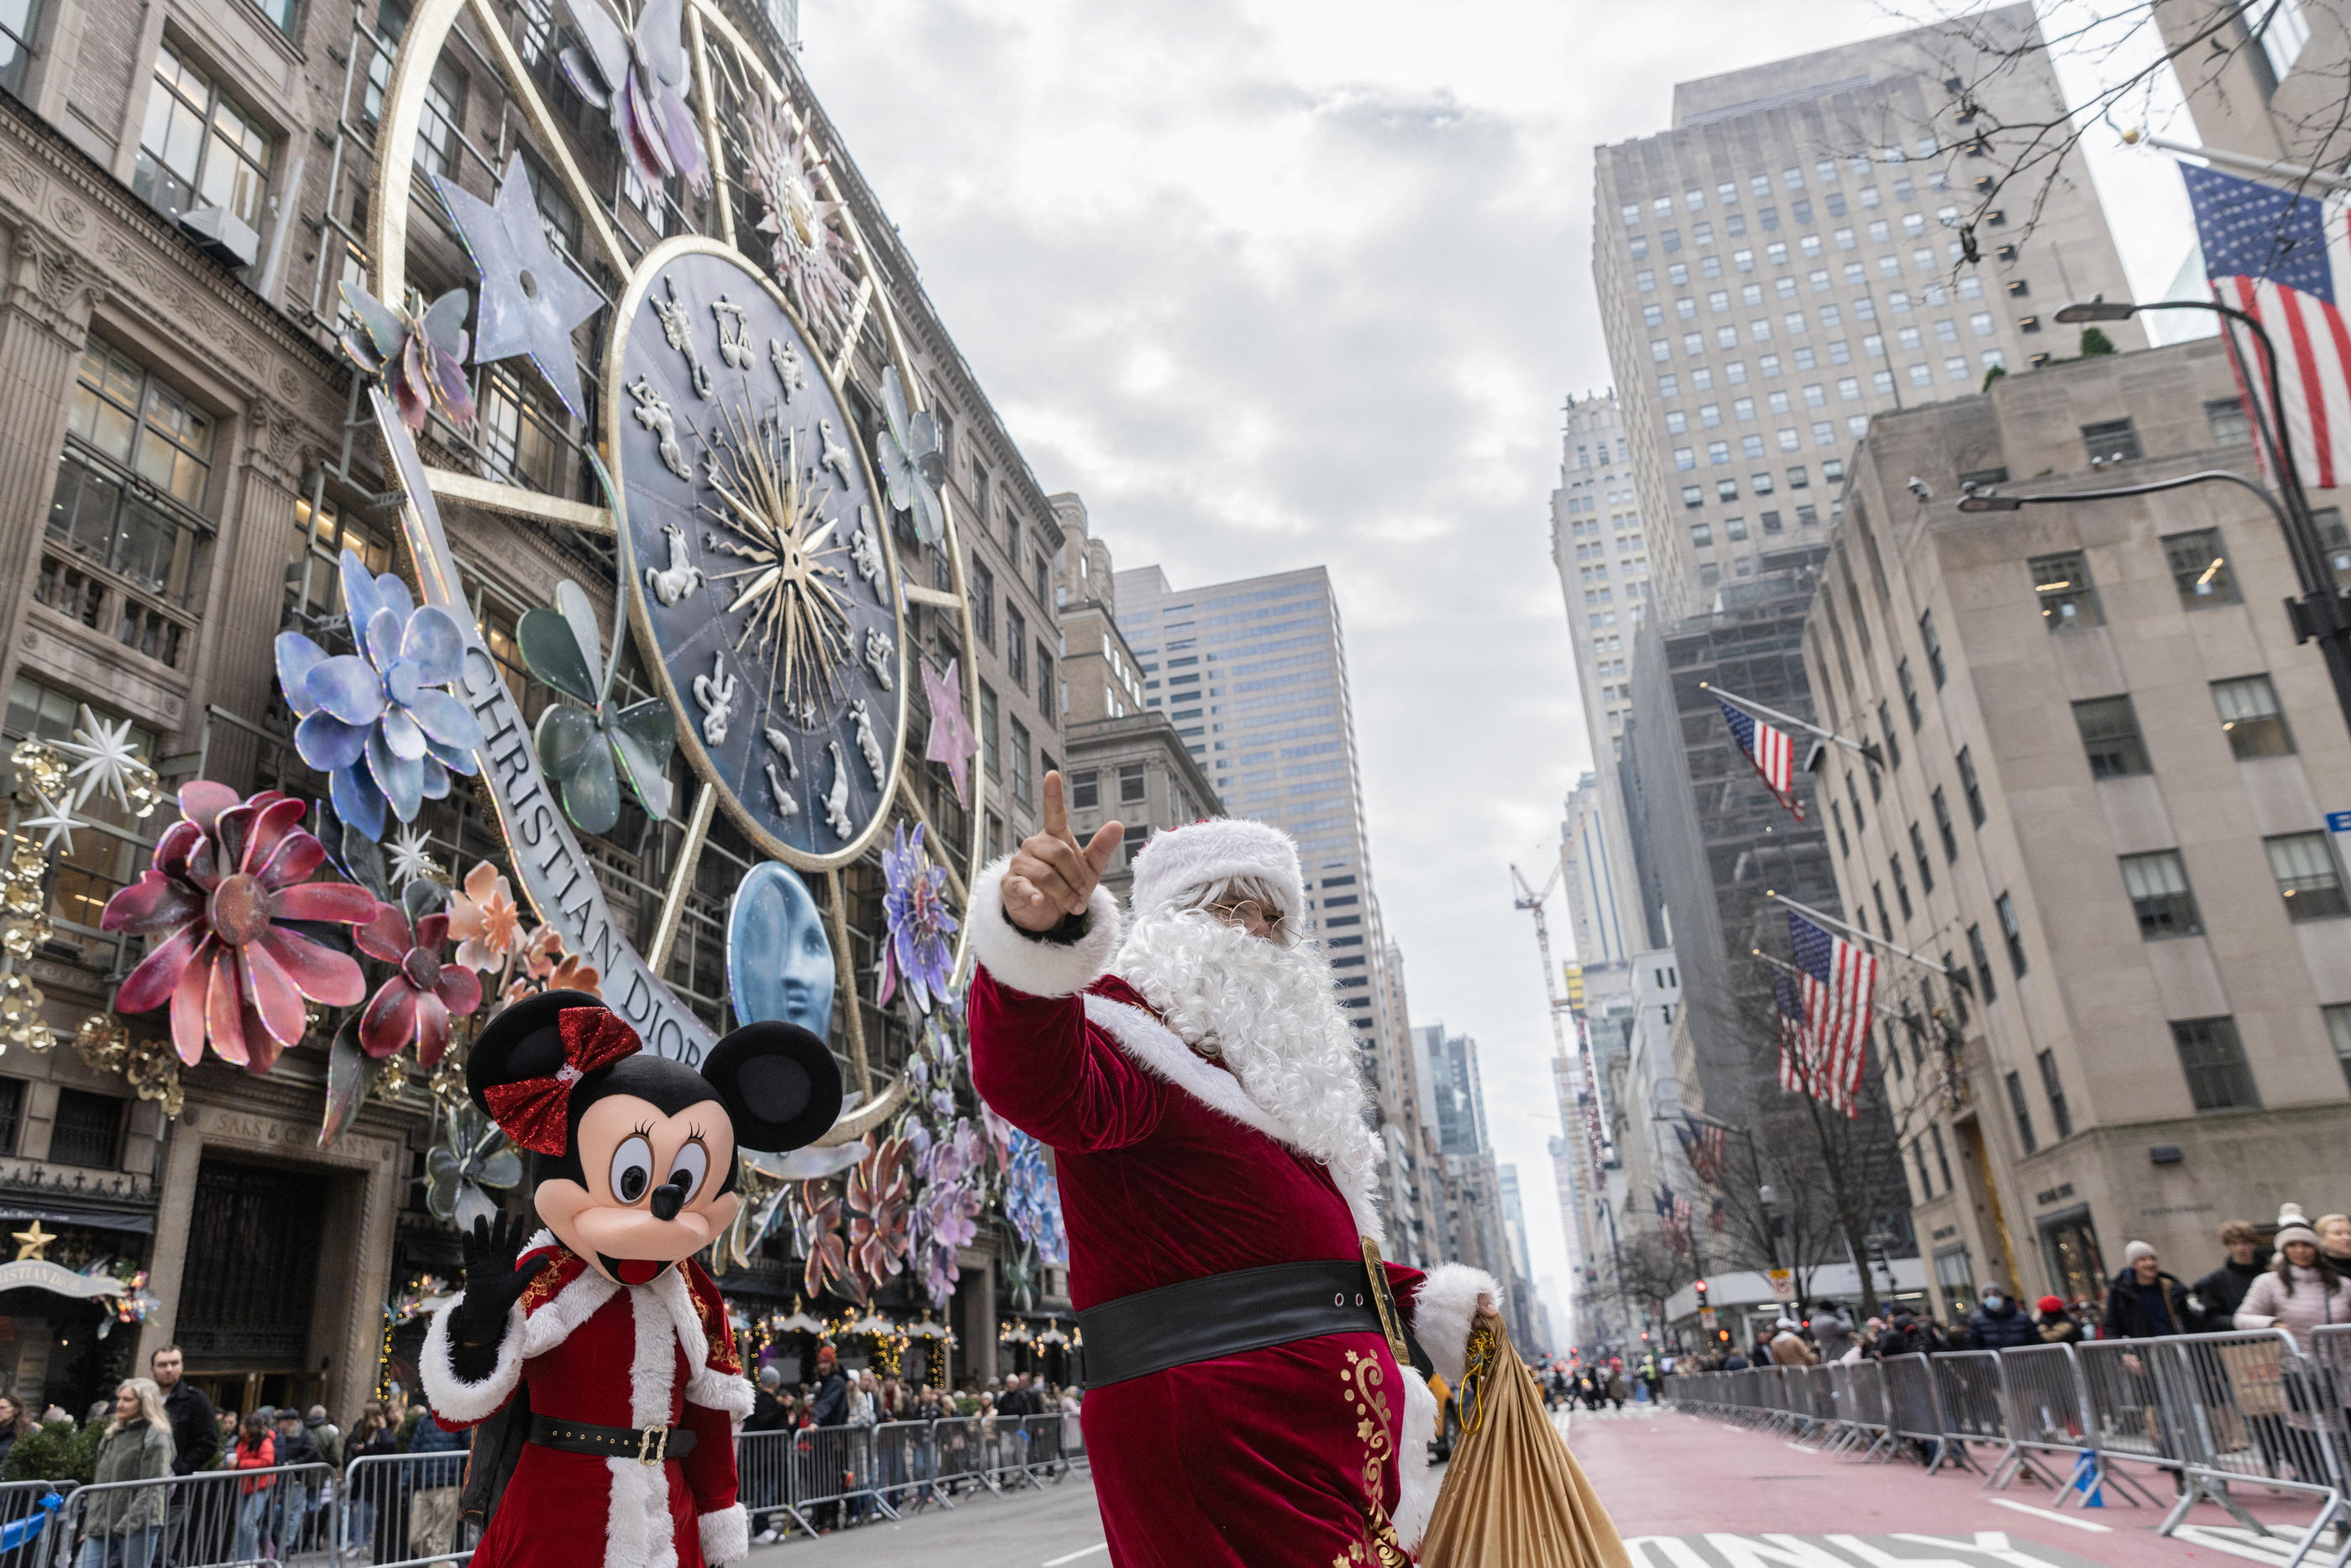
1694;1280;1709;1304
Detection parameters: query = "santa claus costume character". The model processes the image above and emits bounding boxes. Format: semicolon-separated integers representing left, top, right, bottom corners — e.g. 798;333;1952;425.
418;991;841;1568
968;778;1500;1566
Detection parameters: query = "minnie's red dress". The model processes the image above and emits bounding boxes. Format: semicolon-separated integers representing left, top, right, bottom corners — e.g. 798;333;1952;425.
421;1237;753;1568
966;869;1496;1567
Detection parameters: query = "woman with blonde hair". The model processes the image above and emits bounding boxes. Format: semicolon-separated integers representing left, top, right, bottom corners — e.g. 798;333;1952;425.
77;1377;174;1567
2316;1212;2351;1271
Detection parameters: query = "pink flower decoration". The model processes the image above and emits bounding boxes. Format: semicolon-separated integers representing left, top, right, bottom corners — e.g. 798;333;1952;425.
355;902;484;1065
448;861;521;972
102;784;375;1072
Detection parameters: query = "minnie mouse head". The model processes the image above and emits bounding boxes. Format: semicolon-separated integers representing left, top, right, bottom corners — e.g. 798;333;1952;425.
467;989;842;1285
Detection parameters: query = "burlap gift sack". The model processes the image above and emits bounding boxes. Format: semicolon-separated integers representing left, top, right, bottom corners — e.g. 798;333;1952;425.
1419;1315;1631;1568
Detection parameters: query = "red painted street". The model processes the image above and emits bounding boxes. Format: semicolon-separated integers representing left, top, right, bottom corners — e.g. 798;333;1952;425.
1567;1403;2336;1568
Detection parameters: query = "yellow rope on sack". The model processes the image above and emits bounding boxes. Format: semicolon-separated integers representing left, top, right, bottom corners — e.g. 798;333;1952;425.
1458;1318;1500;1435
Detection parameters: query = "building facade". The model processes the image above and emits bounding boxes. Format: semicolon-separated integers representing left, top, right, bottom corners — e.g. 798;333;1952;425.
1807;336;2351;1317
1592;4;2144;625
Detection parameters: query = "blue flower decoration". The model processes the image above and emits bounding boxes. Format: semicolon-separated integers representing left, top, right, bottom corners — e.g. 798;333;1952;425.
275;550;485;840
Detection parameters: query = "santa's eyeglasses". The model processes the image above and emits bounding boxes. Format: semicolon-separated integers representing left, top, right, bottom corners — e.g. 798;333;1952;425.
1203;898;1285;933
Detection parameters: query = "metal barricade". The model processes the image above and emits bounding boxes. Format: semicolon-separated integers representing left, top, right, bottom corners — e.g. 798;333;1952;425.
1991;1341;2118;1504
1929;1349;2000;1478
338;1449;474;1567
2160;1329;2345;1556
2077;1335;2186;1474
1843;1359;1893;1459
59;1461;331;1568
977;1414;1031;1491
1881;1354;1968;1473
734;1427;813;1543
1018;1414;1068;1485
926;1416;997;1498
869;1419;944;1512
796;1423;900;1527
1725;1367;1761;1427
0;1479;71;1568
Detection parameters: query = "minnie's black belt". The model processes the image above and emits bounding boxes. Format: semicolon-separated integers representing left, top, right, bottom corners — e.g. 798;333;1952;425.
1076;1248;1422;1388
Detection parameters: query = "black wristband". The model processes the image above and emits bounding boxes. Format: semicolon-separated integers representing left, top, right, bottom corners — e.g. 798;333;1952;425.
1000;902;1091;948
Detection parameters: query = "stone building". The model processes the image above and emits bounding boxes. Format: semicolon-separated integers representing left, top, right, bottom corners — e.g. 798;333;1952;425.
1806;336;2351;1315
0;0;1060;1416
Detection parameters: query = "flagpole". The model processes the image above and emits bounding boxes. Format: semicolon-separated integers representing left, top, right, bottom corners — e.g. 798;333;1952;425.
1765;888;1950;975
1700;682;1884;768
2121;128;2351;194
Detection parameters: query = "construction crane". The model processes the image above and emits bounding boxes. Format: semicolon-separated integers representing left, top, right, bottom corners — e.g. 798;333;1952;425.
1509;855;1573;1063
1511;848;1612;1346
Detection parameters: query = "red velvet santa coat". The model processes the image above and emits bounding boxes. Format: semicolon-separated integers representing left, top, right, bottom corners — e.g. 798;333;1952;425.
420;1236;754;1568
966;870;1495;1568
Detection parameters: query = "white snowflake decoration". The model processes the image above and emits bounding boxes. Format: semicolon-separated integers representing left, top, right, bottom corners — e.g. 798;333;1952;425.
387;826;442;889
20;789;76;856
53;706;153;815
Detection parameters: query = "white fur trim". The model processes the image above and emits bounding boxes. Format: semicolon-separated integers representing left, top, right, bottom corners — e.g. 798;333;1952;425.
688;1365;756;1419
419;1294;526;1424
1128;818;1305;926
967;855;1124;998
699;1504;749;1565
606;1284;681;1568
1410;1263;1500;1388
1392;1365;1441;1550
518;1268;620;1361
1080;994;1383;1243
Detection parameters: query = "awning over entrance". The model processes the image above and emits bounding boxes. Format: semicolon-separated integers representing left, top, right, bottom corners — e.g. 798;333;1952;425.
0;1205;155;1236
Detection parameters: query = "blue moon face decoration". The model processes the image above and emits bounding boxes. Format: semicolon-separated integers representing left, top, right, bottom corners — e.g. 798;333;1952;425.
610;236;909;870
727;861;835;1039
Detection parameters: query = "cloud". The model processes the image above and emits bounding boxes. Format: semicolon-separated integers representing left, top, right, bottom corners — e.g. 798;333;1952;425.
800;0;1913;1321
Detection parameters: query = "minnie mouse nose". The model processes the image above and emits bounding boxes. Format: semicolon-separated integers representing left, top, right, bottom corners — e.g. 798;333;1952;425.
649;1172;692;1221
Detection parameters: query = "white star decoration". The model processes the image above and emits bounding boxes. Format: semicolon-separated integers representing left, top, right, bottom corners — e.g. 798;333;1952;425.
52;706;148;814
387;826;442;889
21;789;77;856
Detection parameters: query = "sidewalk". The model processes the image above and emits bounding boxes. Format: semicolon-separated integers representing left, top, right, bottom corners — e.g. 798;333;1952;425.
1568;1402;2339;1567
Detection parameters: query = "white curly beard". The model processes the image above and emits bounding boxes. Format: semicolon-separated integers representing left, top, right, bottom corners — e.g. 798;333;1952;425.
1113;910;1381;1213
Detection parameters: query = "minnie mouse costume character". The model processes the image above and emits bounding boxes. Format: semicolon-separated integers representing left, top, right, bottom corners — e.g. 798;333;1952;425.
421;990;841;1568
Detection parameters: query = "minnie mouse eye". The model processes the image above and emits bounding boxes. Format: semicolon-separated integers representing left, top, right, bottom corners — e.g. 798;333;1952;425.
667;1141;709;1204
610;1136;653;1204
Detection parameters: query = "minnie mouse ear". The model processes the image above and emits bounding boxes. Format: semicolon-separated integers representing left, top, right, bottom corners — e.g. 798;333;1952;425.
464;989;605;1121
702;1021;842;1152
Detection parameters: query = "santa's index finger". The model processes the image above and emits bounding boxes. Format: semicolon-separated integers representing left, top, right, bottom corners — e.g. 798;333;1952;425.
1041;771;1075;847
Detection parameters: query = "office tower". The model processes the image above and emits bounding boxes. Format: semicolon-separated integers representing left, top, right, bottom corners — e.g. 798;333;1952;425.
1814;337;2351;1320
1591;3;2144;623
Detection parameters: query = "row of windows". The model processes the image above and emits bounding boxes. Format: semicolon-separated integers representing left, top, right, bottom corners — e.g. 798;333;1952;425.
1620;149;1948;230
1682;445;1860;505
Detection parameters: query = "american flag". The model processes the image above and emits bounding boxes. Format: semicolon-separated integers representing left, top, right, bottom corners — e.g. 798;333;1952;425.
1719;698;1804;820
1789;909;1877;1117
1772;970;1812;1095
1676;1115;1728;1187
1655;1186;1693;1252
1709;1194;1727;1234
2181;163;2351;490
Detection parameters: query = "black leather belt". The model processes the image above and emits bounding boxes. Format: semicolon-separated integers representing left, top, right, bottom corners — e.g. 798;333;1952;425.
528;1414;698;1464
1076;1256;1416;1388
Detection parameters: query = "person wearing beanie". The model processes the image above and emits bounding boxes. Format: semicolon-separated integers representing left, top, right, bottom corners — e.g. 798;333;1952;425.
1767;1315;1818;1367
2101;1241;2189;1340
2034;1295;2083;1345
965;777;1509;1564
2235;1204;2351;1352
2186;1220;2270;1332
1964;1281;2040;1351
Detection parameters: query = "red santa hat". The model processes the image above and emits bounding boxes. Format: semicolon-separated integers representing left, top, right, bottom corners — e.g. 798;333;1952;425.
1127;818;1305;925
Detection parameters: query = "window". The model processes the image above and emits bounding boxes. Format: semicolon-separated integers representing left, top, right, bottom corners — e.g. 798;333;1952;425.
478;369;565;493
0;0;39;93
1930;787;1956;862
2213;673;2293;758
1006;608;1027;687
2165;527;2239;607
1920;609;1945;685
1121;823;1149;866
2266;831;2348;919
1968;924;1997;1003
50;1089;124;1169
970;559;995;647
1997;891;2027;975
1068;770;1100;810
2029;551;2099;628
1689;523;1712;547
2205;396;2252;447
2081;418;2141;464
2027;1049;2070;1140
1889;854;1912;919
1037;644;1054;713
1681;485;1704;509
134;42;274;233
1909;823;1934;893
2251;0;2312;85
2120;850;2202;938
2063;694;2150;781
1008;718;1032;807
1118;762;1147;804
2172;1017;2259;1111
978;683;998;776
2327;1005;2351;1093
1898;657;1920;728
1956;745;1985;825
2005;1072;2038;1154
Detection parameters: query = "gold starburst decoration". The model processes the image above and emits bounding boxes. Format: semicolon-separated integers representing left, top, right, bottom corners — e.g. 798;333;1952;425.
699;403;852;724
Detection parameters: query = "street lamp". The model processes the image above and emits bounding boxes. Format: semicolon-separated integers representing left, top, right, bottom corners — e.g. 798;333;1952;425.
2039;296;2351;737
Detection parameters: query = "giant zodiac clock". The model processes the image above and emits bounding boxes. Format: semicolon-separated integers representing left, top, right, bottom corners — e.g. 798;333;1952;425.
343;0;982;1094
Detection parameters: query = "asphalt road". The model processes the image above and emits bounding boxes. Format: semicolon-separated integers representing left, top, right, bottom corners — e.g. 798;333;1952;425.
740;1472;1112;1568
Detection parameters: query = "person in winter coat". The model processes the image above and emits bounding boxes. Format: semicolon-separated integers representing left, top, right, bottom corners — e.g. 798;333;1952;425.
2235;1204;2351;1353
2034;1296;2084;1345
79;1378;174;1568
2101;1241;2189;1339
1767;1317;1819;1366
228;1414;278;1564
1810;1304;1857;1364
2319;1213;2351;1272
1604;1366;1628;1410
1964;1284;2042;1351
342;1402;402;1560
2186;1220;2269;1332
1876;1311;1931;1356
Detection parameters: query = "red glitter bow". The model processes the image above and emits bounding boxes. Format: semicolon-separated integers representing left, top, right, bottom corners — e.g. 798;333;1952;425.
483;1007;641;1154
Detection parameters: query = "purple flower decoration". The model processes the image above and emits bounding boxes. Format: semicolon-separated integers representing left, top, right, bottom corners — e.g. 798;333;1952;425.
877;823;958;1013
339;283;475;434
275;550;485;842
1004;1129;1067;1268
559;0;708;198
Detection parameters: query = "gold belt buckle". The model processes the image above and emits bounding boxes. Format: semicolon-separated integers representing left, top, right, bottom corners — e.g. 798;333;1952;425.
1359;1236;1411;1366
636;1424;669;1464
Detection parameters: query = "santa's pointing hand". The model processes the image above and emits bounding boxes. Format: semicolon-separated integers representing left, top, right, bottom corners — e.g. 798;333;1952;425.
1003;771;1123;933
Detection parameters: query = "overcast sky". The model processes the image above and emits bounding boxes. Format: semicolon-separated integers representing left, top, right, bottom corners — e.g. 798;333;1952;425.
800;0;2198;1322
